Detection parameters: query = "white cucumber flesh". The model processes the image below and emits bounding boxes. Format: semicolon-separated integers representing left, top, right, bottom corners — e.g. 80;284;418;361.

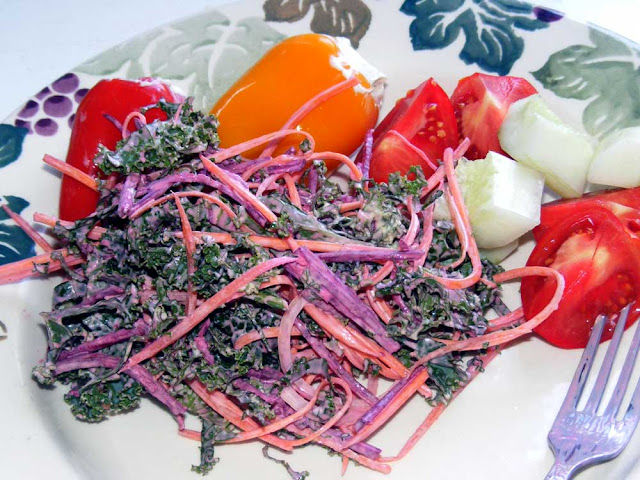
588;126;640;188
479;240;519;263
498;94;594;198
434;152;545;248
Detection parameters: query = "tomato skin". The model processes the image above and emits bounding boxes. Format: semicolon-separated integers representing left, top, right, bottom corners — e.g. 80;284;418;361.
59;78;181;221
521;207;640;349
534;186;640;241
366;78;459;183
450;73;537;160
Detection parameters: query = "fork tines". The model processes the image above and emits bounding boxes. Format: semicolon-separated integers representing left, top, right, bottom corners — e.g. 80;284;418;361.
546;304;640;480
562;305;640;420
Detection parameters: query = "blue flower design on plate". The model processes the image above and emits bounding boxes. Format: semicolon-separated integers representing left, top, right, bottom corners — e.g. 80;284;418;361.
0;196;36;265
0;124;28;168
0;124;36;265
400;0;560;75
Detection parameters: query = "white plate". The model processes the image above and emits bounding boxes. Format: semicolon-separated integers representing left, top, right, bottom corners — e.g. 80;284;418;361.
2;1;640;479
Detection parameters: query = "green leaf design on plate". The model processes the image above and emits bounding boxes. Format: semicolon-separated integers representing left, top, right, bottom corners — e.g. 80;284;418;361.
263;0;371;48
0;195;36;265
400;0;550;75
75;10;285;111
0;124;28;168
533;28;640;139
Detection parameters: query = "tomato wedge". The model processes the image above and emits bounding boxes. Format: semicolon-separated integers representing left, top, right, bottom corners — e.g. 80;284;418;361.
534;186;640;241
450;73;537;160
60;78;181;221
366;78;459;183
521;207;640;349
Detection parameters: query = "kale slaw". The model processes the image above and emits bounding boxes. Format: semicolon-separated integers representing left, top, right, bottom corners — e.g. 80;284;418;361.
0;95;564;477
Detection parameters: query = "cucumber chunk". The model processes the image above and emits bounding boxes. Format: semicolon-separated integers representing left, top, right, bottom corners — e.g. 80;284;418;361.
434;152;545;248
498;94;594;198
588;126;640;188
479;240;519;263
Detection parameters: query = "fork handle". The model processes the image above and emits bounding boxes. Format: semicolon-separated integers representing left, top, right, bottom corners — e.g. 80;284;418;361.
545;460;577;480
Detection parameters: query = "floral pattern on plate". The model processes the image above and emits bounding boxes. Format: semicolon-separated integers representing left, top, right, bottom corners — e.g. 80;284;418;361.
262;0;372;47
0;195;35;264
74;10;285;112
534;27;640;138
0;125;34;264
400;0;560;75
2;4;640;477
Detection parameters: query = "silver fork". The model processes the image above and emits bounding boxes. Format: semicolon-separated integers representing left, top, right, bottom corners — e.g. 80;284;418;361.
546;305;640;479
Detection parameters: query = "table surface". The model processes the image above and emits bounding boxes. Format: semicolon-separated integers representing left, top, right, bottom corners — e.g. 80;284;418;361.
0;0;638;120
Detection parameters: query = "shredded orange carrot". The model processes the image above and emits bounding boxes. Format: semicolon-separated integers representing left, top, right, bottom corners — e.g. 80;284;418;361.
339;200;365;213
288;378;353;447
188;230;403;255
173;194;197;315
438;188;468;269
306;151;362;182
380;348;500;463
200;154;278;224
366;288;393;324
42;154;99;191
286;422;392;474
341;344;366;370
234;326;302;349
222;380;325;444
283;173;302;209
342;367;431;450
2;205;53;252
33;213;106;240
422;147;483;289
410;266;564;373
412;205;434;271
187;379;295;451
341;455;350;476
255;173;282;196
388;129;438;171
487;307;524;332
367;373;380;396
350;348;403;380
0;249;84;285
122;111;147;137
124;256;297;369
454;137;471;157
418;139;468;200
257;274;296;290
132;190;236;220
359;262;394;288
403;196;420;245
213;129;316;164
420;165;445;200
304;303;427;393
241;154;294;181
304;303;381;358
278;295;308;373
178;429;202;441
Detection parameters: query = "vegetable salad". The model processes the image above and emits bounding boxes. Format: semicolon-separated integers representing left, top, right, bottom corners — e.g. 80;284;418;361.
0;34;578;478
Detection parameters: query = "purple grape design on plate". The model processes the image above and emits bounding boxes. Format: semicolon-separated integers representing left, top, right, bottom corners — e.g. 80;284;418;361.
74;88;89;103
35;86;51;100
43;95;73;117
34;118;58;136
14;72;85;136
18;100;39;119
51;73;80;94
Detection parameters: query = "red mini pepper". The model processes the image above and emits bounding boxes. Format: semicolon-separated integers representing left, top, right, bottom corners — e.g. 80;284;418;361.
59;78;181;221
